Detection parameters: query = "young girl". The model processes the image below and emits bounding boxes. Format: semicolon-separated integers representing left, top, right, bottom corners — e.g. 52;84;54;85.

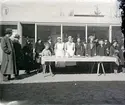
40;42;54;77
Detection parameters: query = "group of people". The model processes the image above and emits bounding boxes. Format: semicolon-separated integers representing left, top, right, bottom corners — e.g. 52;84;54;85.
35;35;124;74
0;28;124;81
1;28;38;81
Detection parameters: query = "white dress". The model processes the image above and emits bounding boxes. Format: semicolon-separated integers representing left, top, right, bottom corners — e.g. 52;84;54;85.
65;42;76;66
65;42;75;57
55;42;65;67
55;42;64;57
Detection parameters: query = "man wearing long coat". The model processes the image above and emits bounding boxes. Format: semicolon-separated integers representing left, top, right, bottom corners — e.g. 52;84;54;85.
1;28;17;80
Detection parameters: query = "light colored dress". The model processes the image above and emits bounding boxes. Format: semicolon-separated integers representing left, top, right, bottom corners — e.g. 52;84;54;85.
55;42;65;67
55;42;64;57
40;49;51;64
65;42;75;57
65;42;76;66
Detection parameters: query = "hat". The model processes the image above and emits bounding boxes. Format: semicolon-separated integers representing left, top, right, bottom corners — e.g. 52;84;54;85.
14;34;20;39
57;37;61;40
5;28;12;34
89;35;94;39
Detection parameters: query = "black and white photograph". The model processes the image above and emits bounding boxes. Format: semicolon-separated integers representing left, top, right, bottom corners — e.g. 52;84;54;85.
0;0;125;105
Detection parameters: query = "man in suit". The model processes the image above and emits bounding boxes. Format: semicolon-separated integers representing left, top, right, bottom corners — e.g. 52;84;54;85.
1;28;17;81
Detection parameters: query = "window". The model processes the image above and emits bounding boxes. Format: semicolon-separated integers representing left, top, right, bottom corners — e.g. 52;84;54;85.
37;25;60;44
87;26;109;41
22;24;35;47
63;26;85;42
0;25;17;37
112;26;123;43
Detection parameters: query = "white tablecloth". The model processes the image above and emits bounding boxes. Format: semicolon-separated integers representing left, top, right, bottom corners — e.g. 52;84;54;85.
41;56;119;65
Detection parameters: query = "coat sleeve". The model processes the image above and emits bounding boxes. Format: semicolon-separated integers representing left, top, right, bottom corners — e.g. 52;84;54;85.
96;46;99;55
1;38;11;54
93;44;96;56
110;46;114;56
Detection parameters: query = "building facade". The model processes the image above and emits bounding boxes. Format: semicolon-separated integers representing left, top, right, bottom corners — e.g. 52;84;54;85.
0;0;122;47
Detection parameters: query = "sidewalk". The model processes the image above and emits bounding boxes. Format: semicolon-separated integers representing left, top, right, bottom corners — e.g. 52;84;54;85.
1;70;125;84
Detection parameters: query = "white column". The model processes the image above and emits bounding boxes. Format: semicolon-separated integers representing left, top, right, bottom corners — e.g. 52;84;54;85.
17;22;22;44
61;24;63;41
109;25;112;43
35;23;37;43
85;24;88;43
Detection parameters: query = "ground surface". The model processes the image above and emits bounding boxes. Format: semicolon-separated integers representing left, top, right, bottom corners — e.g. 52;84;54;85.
1;70;125;105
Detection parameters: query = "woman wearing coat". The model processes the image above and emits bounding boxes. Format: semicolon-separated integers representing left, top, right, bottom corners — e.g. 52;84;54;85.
110;41;119;73
75;37;85;56
35;39;44;72
13;34;22;76
86;36;96;56
22;40;33;74
1;28;17;81
97;39;106;56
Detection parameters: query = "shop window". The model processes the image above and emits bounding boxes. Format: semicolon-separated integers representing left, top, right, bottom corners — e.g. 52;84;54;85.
0;25;17;37
22;24;35;47
87;26;109;41
112;26;123;44
37;25;60;44
63;26;85;43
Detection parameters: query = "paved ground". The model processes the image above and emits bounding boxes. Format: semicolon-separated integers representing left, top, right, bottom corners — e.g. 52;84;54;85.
1;70;125;83
0;70;125;105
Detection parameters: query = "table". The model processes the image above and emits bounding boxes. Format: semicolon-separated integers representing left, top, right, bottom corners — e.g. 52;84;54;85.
41;56;119;75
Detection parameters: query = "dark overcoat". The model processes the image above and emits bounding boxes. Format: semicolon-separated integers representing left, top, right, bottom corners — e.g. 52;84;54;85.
13;40;23;70
97;45;106;56
110;46;118;56
75;43;85;56
86;43;96;56
1;36;17;75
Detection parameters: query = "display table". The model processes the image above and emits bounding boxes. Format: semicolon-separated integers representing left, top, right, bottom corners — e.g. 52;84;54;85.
41;56;119;75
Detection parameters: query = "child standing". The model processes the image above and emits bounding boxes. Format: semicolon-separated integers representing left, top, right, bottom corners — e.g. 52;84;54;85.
40;42;54;77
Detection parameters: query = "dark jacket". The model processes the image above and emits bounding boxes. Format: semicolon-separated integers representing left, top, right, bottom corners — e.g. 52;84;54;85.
119;49;124;65
104;43;110;56
13;40;23;70
35;42;44;58
86;43;96;56
110;46;118;56
22;43;33;70
1;36;17;75
97;45;106;56
75;43;85;56
47;41;54;55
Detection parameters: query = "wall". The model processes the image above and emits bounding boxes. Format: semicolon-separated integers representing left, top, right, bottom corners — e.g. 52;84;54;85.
1;1;121;24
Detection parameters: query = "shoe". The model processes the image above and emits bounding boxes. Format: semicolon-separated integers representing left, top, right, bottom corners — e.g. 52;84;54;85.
50;73;54;77
3;76;9;82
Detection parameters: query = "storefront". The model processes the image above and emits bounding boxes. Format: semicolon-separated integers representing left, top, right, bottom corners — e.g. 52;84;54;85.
0;0;122;46
0;22;122;47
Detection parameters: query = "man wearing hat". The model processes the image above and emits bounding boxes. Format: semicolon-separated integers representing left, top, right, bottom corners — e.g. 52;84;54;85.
1;28;17;81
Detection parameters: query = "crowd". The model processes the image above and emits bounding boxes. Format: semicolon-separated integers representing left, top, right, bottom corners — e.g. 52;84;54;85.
0;28;124;81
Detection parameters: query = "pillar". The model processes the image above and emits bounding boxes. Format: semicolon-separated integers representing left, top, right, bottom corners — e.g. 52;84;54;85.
85;24;88;43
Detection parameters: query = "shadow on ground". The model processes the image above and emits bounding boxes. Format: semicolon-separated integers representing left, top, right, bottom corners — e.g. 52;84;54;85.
1;81;125;105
